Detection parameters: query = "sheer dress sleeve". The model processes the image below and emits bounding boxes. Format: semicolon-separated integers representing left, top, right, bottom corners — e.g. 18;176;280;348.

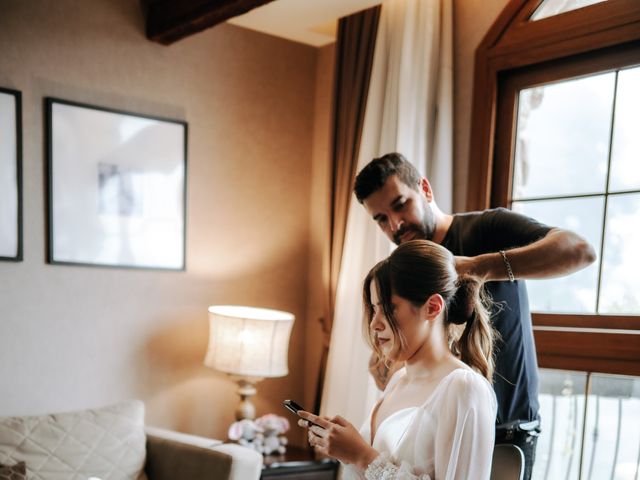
432;371;496;480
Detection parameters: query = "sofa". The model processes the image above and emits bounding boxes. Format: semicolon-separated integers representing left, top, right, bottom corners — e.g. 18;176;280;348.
0;400;263;480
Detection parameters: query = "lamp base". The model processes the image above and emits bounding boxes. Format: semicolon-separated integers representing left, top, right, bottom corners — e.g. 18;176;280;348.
232;376;263;420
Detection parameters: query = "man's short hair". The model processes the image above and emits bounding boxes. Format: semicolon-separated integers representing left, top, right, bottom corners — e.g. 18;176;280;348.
353;152;422;203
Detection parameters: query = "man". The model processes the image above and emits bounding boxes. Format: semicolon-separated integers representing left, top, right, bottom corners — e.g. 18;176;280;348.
354;153;596;480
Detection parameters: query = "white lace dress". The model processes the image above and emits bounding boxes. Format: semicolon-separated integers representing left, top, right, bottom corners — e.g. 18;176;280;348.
341;368;497;480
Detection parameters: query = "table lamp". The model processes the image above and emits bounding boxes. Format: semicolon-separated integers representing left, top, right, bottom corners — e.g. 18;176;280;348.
204;305;295;420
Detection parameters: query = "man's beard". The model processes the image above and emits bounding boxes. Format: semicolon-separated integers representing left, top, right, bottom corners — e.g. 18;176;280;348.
393;224;427;245
392;207;436;245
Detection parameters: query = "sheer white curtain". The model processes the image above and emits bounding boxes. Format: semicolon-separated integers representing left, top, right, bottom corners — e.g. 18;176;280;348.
320;0;453;429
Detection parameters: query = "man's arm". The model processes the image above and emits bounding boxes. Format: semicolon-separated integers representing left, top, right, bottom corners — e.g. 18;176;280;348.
455;228;596;281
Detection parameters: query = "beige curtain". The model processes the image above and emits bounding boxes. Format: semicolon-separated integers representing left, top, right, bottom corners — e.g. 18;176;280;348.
314;5;381;413
320;0;454;430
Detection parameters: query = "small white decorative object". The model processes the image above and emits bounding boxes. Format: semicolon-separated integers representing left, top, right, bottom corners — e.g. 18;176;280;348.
227;418;263;450
255;414;289;455
227;414;290;455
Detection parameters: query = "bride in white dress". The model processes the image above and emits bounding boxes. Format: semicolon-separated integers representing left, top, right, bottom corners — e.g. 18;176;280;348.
298;240;497;480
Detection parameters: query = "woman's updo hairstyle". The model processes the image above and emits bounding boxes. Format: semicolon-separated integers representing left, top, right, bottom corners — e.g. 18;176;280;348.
363;240;495;380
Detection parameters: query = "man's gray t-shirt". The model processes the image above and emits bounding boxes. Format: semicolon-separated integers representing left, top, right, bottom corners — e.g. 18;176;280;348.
441;208;551;426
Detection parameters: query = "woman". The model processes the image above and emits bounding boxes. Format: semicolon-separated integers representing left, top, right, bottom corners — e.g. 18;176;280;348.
299;240;497;479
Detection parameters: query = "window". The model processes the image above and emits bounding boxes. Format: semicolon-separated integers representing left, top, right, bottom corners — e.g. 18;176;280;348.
530;0;608;21
509;64;640;315
469;0;640;376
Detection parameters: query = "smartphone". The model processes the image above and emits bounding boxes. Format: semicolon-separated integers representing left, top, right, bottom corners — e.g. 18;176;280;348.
283;399;305;415
283;399;323;428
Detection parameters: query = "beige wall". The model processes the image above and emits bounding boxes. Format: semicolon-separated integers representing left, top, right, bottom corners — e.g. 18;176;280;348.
453;0;510;211
0;0;326;445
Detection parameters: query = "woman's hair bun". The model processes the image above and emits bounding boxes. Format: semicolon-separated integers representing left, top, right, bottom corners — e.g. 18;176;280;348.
448;275;477;325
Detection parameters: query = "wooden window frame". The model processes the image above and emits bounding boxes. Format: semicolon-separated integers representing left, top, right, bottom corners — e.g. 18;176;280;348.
468;0;640;376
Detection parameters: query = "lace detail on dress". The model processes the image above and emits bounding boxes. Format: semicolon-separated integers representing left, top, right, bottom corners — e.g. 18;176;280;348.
364;453;432;480
364;453;399;480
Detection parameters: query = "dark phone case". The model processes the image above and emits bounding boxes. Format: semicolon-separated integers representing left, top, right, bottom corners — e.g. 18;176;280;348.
283;400;323;428
283;399;304;414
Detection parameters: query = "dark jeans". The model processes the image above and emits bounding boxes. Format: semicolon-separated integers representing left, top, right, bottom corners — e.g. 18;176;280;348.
495;429;539;480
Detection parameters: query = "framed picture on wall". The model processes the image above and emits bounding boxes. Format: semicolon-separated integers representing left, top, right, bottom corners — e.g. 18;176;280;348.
46;98;188;270
0;87;22;262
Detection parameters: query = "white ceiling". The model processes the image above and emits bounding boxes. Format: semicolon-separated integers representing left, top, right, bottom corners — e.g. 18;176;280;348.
227;0;383;47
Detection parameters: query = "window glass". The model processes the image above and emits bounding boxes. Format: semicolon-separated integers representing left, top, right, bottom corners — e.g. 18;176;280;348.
581;373;640;479
530;0;607;21
513;198;601;313
609;66;640;192
512;73;614;200
599;193;640;314
534;370;640;480
534;369;588;480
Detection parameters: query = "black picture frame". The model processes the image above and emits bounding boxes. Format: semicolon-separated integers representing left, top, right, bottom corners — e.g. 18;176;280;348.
0;87;23;262
46;97;188;270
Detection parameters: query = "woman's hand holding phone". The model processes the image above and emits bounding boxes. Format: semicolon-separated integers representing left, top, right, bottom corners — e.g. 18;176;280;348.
297;410;379;470
283;399;379;468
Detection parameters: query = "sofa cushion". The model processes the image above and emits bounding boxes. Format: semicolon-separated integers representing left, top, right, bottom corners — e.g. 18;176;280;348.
0;400;146;480
0;461;26;480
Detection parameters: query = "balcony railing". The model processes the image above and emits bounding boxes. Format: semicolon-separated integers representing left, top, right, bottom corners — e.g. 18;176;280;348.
532;369;640;479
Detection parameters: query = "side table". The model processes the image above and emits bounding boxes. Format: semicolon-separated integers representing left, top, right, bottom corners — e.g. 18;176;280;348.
261;445;339;479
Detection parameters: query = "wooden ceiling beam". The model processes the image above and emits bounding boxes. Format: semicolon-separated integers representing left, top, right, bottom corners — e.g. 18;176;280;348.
142;0;276;45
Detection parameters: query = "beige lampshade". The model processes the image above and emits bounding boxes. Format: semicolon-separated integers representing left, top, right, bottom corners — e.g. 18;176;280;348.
204;305;295;378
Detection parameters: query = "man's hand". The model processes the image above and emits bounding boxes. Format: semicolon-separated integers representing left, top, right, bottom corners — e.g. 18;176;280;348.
368;353;402;391
298;411;379;470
